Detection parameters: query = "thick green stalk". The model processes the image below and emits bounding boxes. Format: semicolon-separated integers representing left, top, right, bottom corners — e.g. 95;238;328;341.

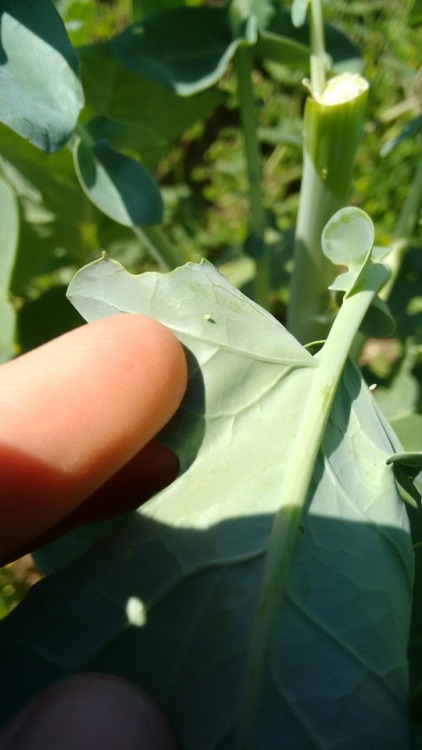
287;74;369;344
239;261;389;747
234;44;269;310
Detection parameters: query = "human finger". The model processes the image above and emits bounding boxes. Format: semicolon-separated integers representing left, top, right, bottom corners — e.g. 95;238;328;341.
5;439;180;563
0;315;187;562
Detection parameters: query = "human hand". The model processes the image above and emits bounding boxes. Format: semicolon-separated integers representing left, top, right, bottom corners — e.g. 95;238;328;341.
0;314;187;749
0;314;187;563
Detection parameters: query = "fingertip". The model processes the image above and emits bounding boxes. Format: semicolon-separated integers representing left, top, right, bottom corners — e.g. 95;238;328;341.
88;314;188;421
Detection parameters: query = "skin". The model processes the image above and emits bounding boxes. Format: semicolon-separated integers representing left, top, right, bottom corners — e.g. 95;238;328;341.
0;314;187;749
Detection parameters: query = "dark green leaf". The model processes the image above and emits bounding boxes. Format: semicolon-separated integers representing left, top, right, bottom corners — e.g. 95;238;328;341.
73;139;163;227
111;6;257;95
85;116;167;158
409;0;422;24
79;43;223;169
268;8;362;73
131;0;183;23
0;0;84;152
387;453;422;508
390;464;422;508
360;296;396;337
388;452;422;470
387;246;422;342
255;28;309;70
17;286;82;351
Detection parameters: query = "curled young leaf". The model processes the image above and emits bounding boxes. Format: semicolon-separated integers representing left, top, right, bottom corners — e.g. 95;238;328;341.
321;207;394;336
322;206;374;278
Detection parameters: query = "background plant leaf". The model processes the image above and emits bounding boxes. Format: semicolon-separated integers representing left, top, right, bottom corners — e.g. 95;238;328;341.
73;139;163;227
268;8;362;73
409;0;422;26
255;28;309;70
375;359;422;453
0;122;146;354
387;452;422;509
381;115;422;157
0;124;129;284
0;259;413;748
131;0;183;23
79;43;223;169
359;295;396;337
291;0;311;28
111;5;257;95
0;0;84;152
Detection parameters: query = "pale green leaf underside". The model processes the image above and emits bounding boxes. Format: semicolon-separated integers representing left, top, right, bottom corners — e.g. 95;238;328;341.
68;257;314;370
322;207;375;296
321;208;395;336
0;259;414;748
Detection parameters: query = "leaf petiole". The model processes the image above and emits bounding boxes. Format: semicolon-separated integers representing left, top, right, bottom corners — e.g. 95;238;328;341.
240;244;390;745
